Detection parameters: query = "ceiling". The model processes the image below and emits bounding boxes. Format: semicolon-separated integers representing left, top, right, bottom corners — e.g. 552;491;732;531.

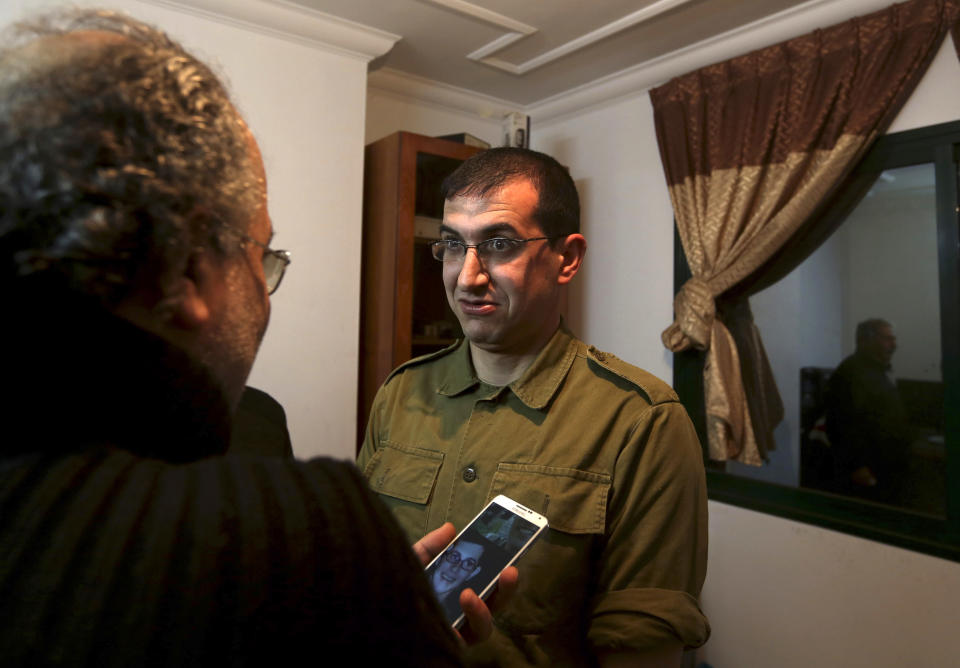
286;0;814;105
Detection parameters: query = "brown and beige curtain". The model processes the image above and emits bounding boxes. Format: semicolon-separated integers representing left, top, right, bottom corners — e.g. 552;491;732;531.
652;0;960;465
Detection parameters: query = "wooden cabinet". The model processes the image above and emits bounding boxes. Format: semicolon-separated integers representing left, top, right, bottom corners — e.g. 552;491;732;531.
357;131;483;446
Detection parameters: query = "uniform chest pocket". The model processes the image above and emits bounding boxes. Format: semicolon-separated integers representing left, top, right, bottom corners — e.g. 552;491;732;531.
363;442;443;538
487;462;610;534
486;463;611;635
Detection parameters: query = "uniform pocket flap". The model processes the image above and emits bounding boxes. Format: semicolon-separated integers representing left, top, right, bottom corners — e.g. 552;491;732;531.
489;463;610;534
364;442;443;504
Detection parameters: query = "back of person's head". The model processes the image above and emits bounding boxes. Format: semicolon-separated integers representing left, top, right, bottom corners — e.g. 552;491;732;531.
0;9;258;304
440;147;580;239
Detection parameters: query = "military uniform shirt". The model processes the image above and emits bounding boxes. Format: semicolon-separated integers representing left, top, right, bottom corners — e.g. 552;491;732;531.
358;325;709;666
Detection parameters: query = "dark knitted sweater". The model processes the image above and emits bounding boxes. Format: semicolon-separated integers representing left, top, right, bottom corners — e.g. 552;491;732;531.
0;293;461;667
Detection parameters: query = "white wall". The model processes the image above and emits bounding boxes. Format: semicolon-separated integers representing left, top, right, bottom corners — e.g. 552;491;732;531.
528;33;960;668
533;95;676;377
2;0;372;460
703;503;960;668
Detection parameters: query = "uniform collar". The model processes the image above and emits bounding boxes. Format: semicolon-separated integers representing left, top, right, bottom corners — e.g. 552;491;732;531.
437;323;579;410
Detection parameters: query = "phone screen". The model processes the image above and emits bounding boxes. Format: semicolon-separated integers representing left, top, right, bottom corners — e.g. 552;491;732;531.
424;499;545;627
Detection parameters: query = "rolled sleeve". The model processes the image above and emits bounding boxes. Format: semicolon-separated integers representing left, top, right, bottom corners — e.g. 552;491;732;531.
589;589;709;651
588;400;710;652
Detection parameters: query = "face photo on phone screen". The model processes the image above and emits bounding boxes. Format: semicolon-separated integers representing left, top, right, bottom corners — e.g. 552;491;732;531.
429;536;484;599
426;529;491;624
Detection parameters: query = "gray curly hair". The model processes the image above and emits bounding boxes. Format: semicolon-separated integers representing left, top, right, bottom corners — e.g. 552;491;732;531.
0;9;260;302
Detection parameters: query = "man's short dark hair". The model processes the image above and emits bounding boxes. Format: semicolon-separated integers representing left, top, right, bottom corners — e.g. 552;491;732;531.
0;9;257;303
440;147;580;239
856;318;892;346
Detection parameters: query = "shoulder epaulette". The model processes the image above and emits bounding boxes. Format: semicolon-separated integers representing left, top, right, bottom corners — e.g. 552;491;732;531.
584;345;679;405
384;339;462;384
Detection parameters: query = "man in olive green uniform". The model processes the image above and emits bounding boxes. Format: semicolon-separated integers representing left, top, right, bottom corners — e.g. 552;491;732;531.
358;148;709;667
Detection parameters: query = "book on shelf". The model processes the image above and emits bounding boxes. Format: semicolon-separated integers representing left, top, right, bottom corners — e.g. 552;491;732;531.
414;215;442;240
436;132;491;149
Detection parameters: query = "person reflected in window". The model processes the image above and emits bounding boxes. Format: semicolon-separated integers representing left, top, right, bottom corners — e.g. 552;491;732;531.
825;319;912;502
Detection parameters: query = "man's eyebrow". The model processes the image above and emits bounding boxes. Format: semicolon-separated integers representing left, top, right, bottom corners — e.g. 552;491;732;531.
439;222;519;238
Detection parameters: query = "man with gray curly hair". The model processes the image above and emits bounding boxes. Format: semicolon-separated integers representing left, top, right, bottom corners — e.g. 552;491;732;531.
0;10;465;666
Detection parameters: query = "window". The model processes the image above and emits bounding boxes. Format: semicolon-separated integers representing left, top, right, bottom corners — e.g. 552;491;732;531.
674;121;960;561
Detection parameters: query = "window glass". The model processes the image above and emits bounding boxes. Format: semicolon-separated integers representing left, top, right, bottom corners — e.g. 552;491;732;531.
725;163;945;517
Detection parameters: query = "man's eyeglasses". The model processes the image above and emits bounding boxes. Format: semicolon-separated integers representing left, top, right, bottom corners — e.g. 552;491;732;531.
442;550;479;572
232;231;291;295
430;237;555;264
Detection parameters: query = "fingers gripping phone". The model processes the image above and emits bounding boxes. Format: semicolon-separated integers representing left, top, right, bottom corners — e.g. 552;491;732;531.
424;495;548;629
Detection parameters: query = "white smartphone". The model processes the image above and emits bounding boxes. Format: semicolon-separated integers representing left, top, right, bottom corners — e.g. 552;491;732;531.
423;494;548;629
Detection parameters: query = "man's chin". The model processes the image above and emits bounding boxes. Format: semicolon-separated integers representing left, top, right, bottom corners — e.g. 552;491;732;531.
204;358;256;414
463;326;532;356
459;321;501;347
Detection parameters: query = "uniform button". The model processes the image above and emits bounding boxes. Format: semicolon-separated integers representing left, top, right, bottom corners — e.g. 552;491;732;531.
462;466;477;483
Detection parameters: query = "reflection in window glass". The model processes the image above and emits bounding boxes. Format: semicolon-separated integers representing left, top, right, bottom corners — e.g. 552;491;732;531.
729;163;945;517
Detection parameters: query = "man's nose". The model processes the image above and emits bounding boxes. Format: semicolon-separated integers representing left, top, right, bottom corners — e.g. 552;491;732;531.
457;247;489;289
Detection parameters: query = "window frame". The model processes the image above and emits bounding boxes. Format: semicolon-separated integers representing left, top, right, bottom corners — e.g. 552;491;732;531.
673;120;960;562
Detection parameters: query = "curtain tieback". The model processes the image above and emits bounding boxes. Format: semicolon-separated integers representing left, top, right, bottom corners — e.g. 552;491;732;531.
661;276;761;462
661;277;715;352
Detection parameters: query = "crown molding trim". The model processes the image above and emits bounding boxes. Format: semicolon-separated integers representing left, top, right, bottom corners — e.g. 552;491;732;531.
529;0;890;124
425;0;698;77
368;67;517;120
422;0;535;35
474;0;696;76
137;0;400;62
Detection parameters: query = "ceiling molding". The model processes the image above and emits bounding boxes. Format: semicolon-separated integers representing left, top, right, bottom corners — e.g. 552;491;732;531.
138;0;401;62
368;67;517;120
466;32;528;62
529;0;888;125
421;0;536;35
421;0;535;69
426;0;698;76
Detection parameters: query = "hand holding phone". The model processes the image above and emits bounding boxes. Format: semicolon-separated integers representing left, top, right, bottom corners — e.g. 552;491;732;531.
423;495;548;629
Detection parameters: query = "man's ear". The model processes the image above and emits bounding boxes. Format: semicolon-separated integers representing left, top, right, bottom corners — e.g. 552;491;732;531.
155;251;215;331
557;233;586;285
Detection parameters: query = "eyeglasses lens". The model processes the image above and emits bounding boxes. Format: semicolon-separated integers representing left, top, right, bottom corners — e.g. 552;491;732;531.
430;239;522;264
442;550;478;571
262;250;290;295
